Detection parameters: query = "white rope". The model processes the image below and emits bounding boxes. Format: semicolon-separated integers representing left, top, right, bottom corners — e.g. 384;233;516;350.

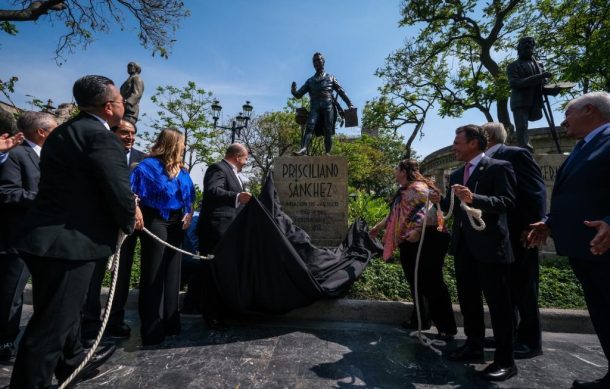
58;231;126;389
141;227;214;261
409;191;444;356
408;187;486;355
440;187;485;231
58;225;213;388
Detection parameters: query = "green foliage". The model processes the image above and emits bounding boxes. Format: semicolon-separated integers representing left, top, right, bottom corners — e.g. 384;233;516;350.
348;190;389;226
534;0;610;93
333;129;406;197
346;253;585;309
147;81;223;171
0;76;18;106
0;21;17;35
239;99;303;187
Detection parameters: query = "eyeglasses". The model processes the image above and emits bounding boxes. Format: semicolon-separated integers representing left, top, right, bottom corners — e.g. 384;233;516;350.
102;99;126;106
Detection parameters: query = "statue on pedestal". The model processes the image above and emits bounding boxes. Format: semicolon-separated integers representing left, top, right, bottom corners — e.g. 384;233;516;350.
291;52;354;156
120;62;145;124
507;37;551;151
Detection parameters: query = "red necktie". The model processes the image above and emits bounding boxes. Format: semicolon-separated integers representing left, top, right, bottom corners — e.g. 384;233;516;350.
463;162;472;185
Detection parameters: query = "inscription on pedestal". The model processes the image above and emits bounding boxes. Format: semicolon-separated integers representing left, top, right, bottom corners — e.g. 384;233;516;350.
534;153;569;255
273;156;348;247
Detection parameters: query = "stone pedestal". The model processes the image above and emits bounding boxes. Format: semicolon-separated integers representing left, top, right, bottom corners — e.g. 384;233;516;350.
273;155;348;247
534;153;569;255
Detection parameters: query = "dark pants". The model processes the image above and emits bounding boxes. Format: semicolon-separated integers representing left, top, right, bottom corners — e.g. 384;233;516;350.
138;207;183;345
181;255;203;310
201;257;223;322
82;232;139;338
0;253;30;345
399;228;456;335
454;244;514;366
512;107;533;150
10;254;98;389
570;257;610;379
303;100;334;153
510;240;541;349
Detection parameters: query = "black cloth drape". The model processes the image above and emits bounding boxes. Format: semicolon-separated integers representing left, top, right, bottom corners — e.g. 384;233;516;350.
208;174;382;314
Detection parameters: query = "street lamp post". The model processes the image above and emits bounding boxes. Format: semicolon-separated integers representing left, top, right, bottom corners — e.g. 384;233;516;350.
211;100;254;143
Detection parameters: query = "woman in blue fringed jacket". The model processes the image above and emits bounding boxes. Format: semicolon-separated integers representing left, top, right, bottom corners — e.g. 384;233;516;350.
131;128;195;346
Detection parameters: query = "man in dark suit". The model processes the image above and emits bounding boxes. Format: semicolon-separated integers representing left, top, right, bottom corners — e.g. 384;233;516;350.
0;112;57;362
482;122;546;359
9;75;136;389
82;119;145;344
432;124;517;381
507;37;551;151
529;92;610;389
196;143;252;328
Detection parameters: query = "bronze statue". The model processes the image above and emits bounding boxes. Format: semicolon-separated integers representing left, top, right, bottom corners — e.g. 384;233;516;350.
291;52;354;155
120;62;145;124
507;37;551;151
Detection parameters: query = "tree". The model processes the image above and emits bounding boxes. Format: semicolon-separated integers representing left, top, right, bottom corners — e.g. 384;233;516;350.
379;0;536;134
237;103;302;188
0;0;189;62
148;81;221;172
333;129;407;198
534;0;610;93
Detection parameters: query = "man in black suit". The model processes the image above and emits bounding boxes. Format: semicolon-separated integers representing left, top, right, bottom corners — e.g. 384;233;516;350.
0;111;57;362
196;143;252;328
529;92;610;389
9;75;136;389
82;119;145;344
431;124;517;381
482;122;546;359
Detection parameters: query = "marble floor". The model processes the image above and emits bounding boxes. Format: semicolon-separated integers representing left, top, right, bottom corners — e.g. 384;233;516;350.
0;308;607;388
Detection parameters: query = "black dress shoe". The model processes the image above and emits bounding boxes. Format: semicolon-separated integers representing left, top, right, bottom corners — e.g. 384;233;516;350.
572;378;610;388
0;342;15;362
513;343;543;359
58;344;116;388
481;362;517;381
106;322;131;338
447;344;484;362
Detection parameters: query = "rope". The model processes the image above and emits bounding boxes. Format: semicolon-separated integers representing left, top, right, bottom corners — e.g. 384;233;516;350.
58;231;127;389
408;187;486;355
140;227;214;261
58;225;213;388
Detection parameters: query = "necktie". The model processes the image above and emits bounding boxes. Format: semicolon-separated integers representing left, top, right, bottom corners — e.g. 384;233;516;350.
463;162;472;185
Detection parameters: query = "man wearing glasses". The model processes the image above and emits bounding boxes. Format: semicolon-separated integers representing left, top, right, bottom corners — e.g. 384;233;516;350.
9;75;136;388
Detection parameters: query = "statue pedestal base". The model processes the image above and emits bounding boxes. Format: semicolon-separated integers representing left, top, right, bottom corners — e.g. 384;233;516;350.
273;155;348;247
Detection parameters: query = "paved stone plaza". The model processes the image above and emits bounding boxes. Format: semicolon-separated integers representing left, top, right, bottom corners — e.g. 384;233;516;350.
0;307;607;388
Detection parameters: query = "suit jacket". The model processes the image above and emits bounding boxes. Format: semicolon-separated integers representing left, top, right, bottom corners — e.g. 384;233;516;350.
14;113;135;261
441;156;517;263
197;159;244;254
490;144;546;235
0;142;40;253
128;147;145;171
548;125;610;261
507;58;546;120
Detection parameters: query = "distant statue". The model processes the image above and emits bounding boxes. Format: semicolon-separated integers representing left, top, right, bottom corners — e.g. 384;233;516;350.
507;37;551;151
291;52;354;156
120;62;145;124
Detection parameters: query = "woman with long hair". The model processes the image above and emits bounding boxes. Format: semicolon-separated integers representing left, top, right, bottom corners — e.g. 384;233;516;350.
370;159;457;340
130;128;195;346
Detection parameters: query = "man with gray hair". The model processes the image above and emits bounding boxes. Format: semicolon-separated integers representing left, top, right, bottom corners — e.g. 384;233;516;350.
10;75;136;388
528;92;610;389
0;111;57;362
482;122;546;359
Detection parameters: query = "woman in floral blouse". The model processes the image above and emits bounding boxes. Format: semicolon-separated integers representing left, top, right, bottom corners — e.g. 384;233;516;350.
370;159;456;340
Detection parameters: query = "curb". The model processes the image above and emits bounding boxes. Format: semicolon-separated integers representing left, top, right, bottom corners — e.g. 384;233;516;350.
23;285;594;334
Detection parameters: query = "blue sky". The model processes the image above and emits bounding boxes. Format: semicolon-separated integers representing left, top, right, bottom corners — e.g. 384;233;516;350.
2;0;561;179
